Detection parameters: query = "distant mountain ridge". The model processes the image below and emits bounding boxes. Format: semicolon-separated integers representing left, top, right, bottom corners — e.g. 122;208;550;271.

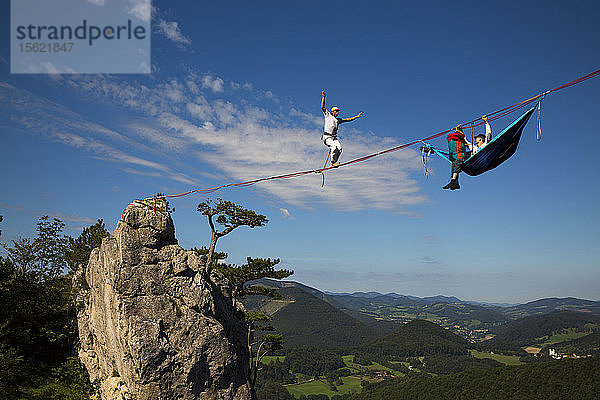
247;278;600;348
262;278;600;315
325;290;517;307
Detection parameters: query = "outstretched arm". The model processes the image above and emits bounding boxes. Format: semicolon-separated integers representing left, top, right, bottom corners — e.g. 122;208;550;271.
321;91;327;113
482;115;492;142
342;112;363;122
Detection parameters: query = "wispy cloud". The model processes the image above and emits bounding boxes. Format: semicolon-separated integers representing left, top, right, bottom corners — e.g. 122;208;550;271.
0;203;26;212
0;82;199;188
45;212;96;224
125;0;151;23
156;19;191;45
201;75;225;93
3;70;430;212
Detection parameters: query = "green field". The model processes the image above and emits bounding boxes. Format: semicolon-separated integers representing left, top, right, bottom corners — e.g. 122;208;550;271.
285;376;363;398
281;355;406;398
536;330;591;347
342;355;403;375
259;355;286;365
469;350;523;366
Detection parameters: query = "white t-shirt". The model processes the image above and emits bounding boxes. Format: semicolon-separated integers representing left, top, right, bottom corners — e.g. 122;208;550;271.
323;109;343;137
469;122;492;155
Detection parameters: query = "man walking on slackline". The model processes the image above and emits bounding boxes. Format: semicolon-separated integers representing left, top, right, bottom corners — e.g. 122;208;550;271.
321;90;363;167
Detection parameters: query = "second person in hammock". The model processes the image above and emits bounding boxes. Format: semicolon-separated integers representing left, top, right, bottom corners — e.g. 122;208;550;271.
321;90;363;167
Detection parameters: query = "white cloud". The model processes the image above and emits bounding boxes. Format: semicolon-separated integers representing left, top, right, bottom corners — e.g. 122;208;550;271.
120;168;162;177
201;75;225;93
22;61;67;74
289;107;322;127
187;97;213;120
264;90;279;103
45;212;96;224
126;0;151;23
156;19;191;45
279;208;291;218
19;73;430;212
86;0;105;6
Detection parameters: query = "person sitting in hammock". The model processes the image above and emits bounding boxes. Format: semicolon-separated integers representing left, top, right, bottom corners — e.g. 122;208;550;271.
466;115;492;155
321;90;363;167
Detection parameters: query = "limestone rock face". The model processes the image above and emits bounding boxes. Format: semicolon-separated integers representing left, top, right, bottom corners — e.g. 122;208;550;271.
75;203;254;400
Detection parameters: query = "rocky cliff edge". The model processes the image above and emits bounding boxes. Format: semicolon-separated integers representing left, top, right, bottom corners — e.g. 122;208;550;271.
74;201;253;400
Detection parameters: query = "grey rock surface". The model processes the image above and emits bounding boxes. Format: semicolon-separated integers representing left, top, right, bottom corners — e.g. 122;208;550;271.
75;201;253;400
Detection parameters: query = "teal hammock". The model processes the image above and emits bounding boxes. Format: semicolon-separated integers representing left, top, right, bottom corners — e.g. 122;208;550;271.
426;105;536;176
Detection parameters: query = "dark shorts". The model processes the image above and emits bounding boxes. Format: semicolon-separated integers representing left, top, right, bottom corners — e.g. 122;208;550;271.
451;159;464;174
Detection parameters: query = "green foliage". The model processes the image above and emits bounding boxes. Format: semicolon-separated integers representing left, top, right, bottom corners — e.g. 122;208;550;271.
191;246;228;269
35;217;68;280
359;319;469;359
285;347;346;376
325;292;508;333
420;354;502;374
197;198;270;274
4;216;67;282
217;257;293;297
0;217;103;399
21;357;98;400
255;379;296;400
65;219;110;272
543;331;600;356
256;359;296;384
198;198;268;231
469;349;523;365
332;395;352;400
493;310;599;341
346;357;600;400
353;353;374;366
0;342;25;398
479;310;599;354
196;199;294;395
299;394;330;400
260;334;284;357
376;360;411;374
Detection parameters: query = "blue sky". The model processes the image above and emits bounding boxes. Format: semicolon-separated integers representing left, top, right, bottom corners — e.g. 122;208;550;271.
1;0;599;303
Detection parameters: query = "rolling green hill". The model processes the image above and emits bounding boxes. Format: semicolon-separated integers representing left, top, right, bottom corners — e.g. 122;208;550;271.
246;279;600;352
479;310;600;354
359;319;469;358
490;310;599;342
248;287;382;350
502;297;600;318
543;331;600;356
